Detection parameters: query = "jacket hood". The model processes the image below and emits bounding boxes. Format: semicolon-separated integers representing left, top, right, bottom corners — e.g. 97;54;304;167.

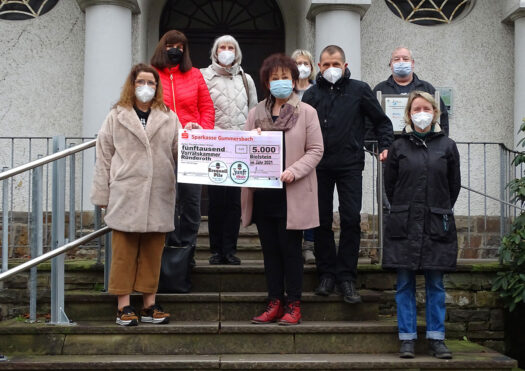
401;123;444;146
316;67;351;87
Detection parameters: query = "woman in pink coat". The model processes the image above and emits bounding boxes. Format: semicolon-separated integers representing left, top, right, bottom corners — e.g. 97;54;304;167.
241;54;324;325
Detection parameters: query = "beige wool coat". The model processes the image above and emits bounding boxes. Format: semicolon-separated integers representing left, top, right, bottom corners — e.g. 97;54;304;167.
91;105;179;233
241;100;324;230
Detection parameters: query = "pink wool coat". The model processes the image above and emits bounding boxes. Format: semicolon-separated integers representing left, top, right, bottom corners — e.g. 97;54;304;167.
90;105;179;233
241;101;324;230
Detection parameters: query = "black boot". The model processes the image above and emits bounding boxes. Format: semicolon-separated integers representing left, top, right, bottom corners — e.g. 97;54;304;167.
337;280;362;303
399;340;415;358
428;340;452;359
315;277;335;296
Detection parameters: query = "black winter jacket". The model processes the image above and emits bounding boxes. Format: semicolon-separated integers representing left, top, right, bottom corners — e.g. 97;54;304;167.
302;69;394;171
382;125;461;271
367;74;449;138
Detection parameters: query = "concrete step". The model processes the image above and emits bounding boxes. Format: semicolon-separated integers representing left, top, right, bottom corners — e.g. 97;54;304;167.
61;291;380;322
0;349;517;370
0;319;515;363
193;240;380;260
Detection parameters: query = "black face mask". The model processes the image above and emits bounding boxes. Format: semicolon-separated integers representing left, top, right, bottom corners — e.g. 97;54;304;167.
167;48;183;66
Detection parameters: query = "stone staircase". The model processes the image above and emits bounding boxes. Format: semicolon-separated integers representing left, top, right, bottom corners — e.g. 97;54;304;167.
0;221;517;370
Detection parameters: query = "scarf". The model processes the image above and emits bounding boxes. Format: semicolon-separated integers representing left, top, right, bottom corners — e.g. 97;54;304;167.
211;61;240;77
254;93;300;132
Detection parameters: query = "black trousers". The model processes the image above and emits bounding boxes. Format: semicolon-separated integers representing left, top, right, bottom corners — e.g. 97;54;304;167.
314;168;362;283
255;217;303;302
166;182;202;248
208;185;241;257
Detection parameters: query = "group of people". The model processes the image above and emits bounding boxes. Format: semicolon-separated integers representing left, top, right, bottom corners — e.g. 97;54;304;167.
90;29;461;360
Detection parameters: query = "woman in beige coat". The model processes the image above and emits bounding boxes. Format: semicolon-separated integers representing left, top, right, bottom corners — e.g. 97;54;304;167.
242;54;323;325
91;63;188;326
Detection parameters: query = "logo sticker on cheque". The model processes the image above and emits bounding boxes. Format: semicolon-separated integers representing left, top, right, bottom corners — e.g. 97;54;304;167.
208;161;228;183
230;161;249;184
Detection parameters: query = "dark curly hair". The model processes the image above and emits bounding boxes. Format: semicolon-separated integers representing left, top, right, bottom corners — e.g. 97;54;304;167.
259;53;299;98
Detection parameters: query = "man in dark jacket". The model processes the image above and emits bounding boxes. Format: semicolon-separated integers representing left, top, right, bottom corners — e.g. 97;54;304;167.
302;45;394;303
369;46;449;137
366;46;450;215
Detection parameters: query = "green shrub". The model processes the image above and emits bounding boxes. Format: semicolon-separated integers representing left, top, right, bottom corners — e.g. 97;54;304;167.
492;119;525;312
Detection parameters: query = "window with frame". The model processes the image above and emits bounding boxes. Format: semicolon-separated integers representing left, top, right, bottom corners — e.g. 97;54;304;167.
385;0;475;26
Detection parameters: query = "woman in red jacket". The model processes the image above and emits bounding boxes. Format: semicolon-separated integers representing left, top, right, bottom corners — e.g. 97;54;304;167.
151;30;215;268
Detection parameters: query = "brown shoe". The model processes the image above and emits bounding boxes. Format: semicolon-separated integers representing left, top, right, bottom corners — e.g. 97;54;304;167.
116;305;138;326
140;304;170;324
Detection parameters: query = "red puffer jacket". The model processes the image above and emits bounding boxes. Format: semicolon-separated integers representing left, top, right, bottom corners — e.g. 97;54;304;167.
157;66;215;129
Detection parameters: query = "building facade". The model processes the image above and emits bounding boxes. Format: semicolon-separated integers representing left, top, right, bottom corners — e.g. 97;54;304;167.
0;0;523;216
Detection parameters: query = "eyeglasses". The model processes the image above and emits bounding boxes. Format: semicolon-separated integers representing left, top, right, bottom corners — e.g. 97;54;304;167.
135;79;157;87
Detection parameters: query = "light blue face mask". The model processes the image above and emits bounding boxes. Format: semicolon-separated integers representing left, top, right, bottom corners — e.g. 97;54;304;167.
270;79;293;99
392;61;412;77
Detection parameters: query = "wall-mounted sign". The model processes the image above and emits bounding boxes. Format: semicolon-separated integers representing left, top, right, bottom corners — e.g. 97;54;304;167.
437;87;453;115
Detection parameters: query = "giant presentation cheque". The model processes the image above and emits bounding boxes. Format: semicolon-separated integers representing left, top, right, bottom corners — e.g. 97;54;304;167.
178;129;283;189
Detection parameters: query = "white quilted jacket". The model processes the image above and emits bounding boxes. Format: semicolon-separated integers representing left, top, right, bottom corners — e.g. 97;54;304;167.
201;62;258;130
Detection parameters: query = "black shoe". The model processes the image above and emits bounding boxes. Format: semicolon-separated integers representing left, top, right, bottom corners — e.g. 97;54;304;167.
315;277;335;296
337;280;362;303
428;340;452;359
209;253;223;265
399;340;415;358
223;254;241;265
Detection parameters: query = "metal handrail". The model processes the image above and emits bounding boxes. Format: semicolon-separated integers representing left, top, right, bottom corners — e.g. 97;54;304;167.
461;185;525;211
0;226;111;282
0;139;96;181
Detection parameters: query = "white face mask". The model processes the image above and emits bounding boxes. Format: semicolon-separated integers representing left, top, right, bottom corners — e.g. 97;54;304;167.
135;85;155;103
323;67;343;84
411;112;434;130
298;65;311;80
218;50;235;66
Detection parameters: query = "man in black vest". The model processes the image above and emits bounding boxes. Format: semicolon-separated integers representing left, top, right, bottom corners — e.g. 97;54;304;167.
371;46;449;136
303;45;393;303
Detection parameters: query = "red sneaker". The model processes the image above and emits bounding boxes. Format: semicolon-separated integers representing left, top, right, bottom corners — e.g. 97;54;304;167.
251;299;284;324
278;300;301;325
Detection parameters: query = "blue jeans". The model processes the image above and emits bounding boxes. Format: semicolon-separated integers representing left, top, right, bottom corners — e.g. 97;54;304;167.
396;269;445;340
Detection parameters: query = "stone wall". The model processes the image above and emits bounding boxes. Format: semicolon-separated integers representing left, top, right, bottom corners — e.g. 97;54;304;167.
358;263;505;352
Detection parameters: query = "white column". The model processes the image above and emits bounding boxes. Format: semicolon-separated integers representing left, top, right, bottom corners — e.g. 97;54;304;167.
515;18;525;147
503;0;525;148
307;1;370;80
76;0;139;206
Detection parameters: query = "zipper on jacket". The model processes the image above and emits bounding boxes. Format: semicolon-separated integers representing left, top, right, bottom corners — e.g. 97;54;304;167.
170;73;176;113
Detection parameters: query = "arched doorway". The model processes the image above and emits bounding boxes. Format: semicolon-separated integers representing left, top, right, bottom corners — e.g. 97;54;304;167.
159;0;285;96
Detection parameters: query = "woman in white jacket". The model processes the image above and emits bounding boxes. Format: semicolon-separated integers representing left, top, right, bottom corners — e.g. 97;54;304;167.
201;35;258;265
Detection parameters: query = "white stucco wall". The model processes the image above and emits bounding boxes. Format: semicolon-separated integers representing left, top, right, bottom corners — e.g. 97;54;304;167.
359;0;515;216
0;1;85;139
0;0;517;217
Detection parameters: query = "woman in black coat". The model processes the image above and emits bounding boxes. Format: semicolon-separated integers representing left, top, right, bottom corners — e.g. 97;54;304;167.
383;91;460;360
